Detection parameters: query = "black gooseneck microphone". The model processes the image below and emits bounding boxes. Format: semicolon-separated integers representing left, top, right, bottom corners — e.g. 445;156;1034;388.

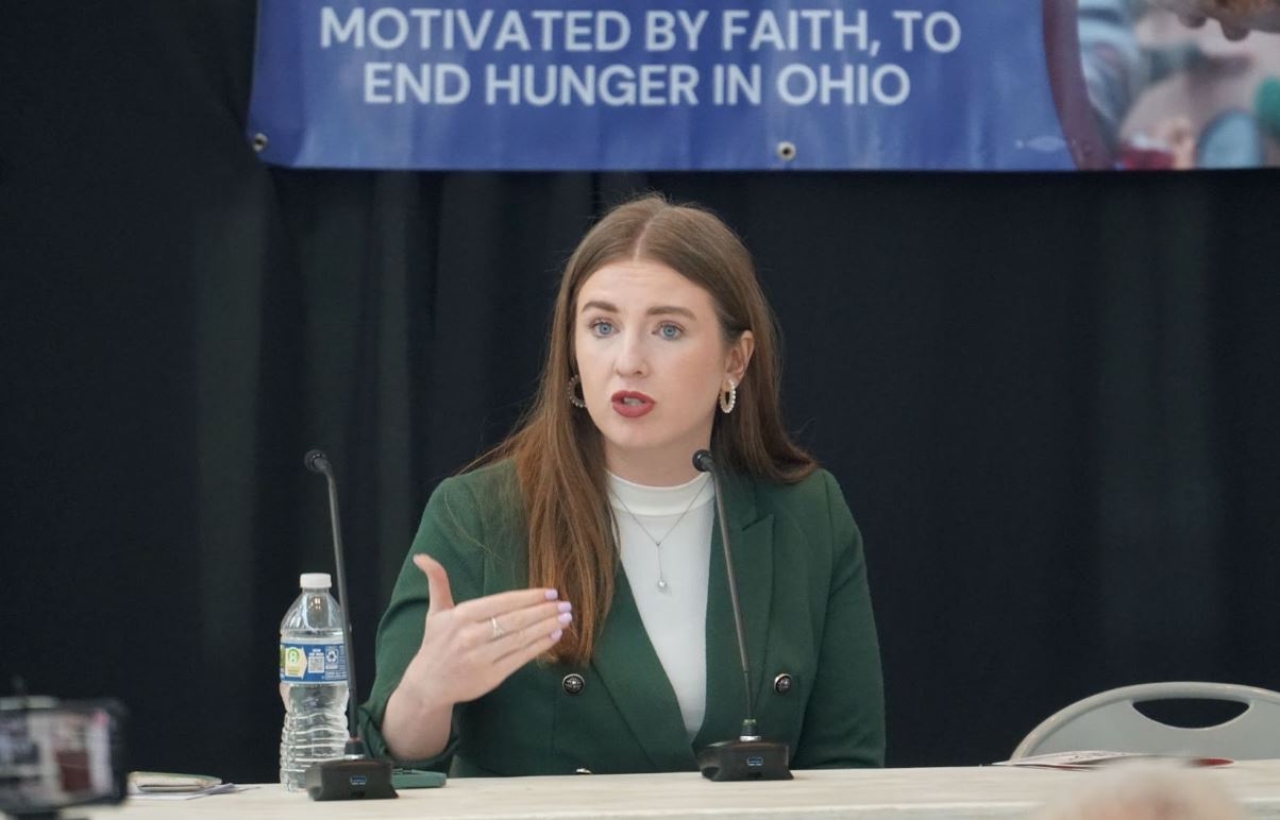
692;449;792;781
303;449;397;800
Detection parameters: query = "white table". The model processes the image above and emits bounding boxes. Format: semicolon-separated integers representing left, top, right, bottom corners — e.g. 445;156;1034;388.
87;761;1280;819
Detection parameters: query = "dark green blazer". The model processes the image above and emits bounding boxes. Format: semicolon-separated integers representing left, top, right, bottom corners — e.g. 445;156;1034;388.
358;460;884;775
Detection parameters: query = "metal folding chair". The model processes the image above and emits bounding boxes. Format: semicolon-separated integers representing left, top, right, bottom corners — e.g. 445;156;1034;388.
1012;682;1280;760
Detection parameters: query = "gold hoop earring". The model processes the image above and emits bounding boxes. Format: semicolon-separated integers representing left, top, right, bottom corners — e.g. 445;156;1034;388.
719;381;737;414
567;375;586;409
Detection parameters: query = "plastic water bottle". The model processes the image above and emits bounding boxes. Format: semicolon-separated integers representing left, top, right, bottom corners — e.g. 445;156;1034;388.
279;572;349;791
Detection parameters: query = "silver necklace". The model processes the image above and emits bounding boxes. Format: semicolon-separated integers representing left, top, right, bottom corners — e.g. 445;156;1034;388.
611;475;709;593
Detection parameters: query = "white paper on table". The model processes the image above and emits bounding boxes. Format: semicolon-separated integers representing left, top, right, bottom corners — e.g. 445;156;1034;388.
992;751;1235;770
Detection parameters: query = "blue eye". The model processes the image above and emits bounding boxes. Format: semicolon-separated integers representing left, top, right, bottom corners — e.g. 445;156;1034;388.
590;319;615;337
657;323;682;340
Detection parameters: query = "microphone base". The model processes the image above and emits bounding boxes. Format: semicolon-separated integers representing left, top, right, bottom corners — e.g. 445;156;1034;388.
697;739;793;781
305;758;398;801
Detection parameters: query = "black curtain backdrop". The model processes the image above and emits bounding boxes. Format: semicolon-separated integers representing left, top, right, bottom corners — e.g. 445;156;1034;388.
3;4;1279;784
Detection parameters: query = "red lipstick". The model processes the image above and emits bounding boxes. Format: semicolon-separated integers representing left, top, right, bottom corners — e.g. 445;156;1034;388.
611;390;655;418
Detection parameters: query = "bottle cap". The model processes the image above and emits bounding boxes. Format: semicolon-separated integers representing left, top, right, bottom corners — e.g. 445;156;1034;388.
299;572;332;589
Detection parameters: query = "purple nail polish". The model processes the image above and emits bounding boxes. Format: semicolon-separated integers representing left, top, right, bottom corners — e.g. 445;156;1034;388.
551;629;564;641
557;602;572;614
558;612;573;625
544;589;559;600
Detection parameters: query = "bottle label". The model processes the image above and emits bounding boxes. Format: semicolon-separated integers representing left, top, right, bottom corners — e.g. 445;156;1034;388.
279;640;348;683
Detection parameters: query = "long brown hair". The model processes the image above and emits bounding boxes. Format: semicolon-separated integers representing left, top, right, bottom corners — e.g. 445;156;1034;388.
480;193;814;665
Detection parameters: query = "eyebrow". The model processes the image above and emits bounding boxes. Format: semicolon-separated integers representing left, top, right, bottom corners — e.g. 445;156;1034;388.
579;300;697;320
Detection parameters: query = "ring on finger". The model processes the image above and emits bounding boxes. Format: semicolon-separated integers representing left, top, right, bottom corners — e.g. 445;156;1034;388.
490;616;506;640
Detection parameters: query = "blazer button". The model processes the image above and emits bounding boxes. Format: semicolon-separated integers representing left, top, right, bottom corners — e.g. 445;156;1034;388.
562;673;586;695
773;673;793;695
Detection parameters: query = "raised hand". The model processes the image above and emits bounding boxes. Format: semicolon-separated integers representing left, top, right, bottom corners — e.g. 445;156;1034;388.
1150;0;1280;40
380;554;572;761
400;554;571;710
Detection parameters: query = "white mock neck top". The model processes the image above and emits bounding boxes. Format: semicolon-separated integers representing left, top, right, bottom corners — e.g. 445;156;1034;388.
607;471;715;740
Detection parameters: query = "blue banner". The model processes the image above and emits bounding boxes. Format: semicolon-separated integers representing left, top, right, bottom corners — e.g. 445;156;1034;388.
246;1;1280;171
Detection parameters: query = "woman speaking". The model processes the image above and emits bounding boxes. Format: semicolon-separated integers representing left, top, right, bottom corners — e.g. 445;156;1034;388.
359;194;884;775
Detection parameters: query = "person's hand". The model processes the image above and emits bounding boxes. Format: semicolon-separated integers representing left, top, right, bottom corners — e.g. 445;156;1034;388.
1152;116;1197;168
397;554;571;712
1154;0;1280;40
